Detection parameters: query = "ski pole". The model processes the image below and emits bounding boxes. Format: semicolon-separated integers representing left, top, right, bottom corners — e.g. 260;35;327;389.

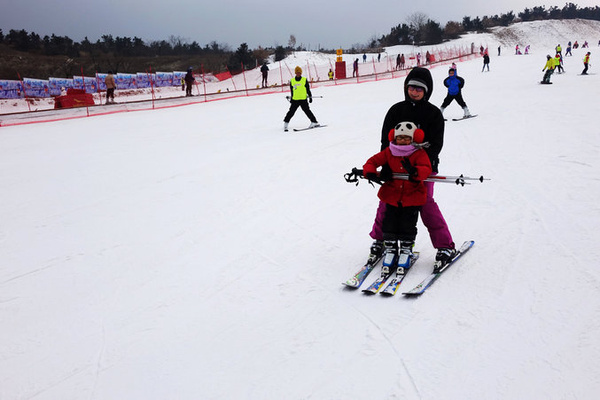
393;173;490;184
285;95;323;100
344;168;489;187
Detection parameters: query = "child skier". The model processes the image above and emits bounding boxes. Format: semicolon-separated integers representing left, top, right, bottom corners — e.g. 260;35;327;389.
362;122;432;271
440;68;471;118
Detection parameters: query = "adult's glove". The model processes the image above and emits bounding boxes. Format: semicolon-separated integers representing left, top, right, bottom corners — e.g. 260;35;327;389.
401;159;418;181
309;97;313;103
378;167;393;181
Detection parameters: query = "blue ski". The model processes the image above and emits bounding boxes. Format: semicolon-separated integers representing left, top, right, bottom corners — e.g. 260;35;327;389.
380;252;420;296
402;240;474;296
363;251;418;295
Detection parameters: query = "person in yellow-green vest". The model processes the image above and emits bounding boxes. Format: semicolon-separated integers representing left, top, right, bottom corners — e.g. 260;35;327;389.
541;55;555;84
554;53;564;73
582;52;591;75
283;66;319;131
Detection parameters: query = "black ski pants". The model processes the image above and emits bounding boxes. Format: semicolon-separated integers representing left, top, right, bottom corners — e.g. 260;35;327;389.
382;204;420;242
441;92;467;109
284;99;317;123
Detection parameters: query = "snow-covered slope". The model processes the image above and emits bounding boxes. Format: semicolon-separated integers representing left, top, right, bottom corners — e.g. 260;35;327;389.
2;19;600;399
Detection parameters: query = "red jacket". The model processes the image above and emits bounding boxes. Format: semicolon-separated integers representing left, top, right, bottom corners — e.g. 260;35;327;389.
363;147;432;207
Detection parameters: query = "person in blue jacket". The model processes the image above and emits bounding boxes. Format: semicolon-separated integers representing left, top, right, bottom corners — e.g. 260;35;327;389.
440;67;471;118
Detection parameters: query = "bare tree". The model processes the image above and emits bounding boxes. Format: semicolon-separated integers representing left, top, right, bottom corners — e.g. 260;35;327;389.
288;34;296;50
168;35;187;48
406;12;428;31
406;12;429;44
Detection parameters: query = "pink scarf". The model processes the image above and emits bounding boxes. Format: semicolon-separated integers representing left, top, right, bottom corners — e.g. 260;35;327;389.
389;142;417;157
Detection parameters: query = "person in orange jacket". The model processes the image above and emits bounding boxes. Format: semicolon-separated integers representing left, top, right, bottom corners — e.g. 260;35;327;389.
582;52;591;75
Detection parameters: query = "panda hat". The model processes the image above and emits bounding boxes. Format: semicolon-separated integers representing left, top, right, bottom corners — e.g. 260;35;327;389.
388;121;425;144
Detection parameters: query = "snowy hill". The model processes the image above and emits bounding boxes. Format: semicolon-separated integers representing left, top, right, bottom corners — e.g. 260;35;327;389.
2;19;600;399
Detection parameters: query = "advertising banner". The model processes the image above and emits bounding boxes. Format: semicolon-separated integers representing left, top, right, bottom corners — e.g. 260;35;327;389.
49;77;74;96
116;73;137;89
0;80;23;99
154;72;173;87
23;78;51;98
72;76;98;93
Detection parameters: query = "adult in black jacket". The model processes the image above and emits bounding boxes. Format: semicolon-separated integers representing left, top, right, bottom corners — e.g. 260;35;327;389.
369;67;456;269
184;67;195;96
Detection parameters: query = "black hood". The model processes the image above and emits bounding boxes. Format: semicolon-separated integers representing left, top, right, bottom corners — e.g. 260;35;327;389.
403;67;434;101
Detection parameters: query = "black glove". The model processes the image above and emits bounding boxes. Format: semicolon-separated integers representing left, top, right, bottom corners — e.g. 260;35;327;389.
366;172;378;181
309;97;313;103
378;166;392;181
401;159;418;181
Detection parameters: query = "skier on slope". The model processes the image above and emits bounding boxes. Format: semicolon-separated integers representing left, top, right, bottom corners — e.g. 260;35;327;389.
582;52;591;75
554;53;564;74
440;67;472;119
363;122;432;270
283;66;319;132
367;67;457;273
542;55;555;84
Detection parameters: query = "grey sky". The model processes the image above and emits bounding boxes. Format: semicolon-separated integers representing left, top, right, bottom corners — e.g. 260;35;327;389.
2;0;599;49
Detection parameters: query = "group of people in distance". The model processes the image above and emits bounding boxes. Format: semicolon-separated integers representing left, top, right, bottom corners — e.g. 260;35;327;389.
542;43;592;84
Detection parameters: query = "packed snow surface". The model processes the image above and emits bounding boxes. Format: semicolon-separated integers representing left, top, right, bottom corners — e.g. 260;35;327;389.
2;19;600;399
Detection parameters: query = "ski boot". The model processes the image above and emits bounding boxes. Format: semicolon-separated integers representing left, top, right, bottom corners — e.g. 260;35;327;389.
397;240;415;269
368;240;384;262
381;240;398;275
433;247;458;273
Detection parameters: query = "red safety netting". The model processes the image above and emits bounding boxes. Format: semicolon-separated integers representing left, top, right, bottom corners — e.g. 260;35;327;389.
214;71;233;81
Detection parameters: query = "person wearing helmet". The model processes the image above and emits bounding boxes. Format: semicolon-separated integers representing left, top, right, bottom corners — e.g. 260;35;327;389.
363;122;432;269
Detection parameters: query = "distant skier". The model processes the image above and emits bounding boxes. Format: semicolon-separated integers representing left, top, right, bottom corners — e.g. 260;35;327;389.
260;62;269;88
541;55;555;84
582;52;591;75
104;70;116;104
482;52;490;72
283;66;319;131
440;68;471;118
184;67;194;96
554;53;564;73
